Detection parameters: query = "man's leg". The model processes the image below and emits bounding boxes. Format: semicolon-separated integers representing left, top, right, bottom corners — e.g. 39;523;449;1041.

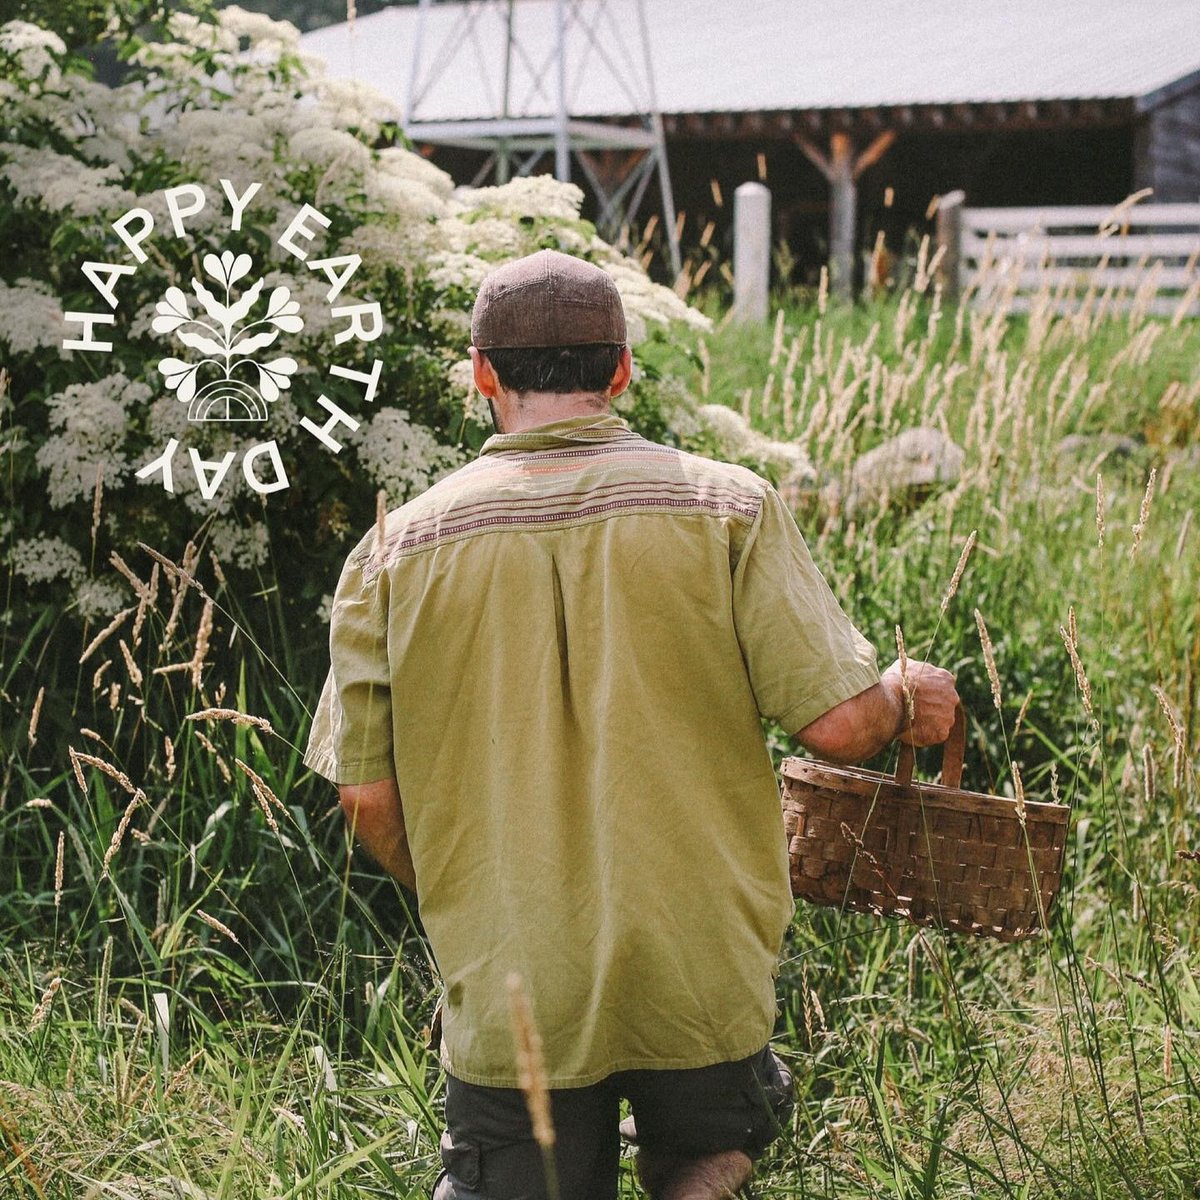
621;1046;794;1200
634;1148;751;1200
433;1072;620;1200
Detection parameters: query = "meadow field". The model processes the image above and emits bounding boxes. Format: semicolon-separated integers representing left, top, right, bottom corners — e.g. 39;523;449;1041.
4;261;1198;1199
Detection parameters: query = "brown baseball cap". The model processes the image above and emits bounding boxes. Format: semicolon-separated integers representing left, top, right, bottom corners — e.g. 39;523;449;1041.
471;249;627;349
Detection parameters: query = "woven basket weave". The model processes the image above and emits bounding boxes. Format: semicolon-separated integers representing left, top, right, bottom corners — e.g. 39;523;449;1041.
780;708;1069;942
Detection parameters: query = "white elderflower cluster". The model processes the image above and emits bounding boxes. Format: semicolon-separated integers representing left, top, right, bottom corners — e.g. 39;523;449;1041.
425;251;493;293
36;376;150;508
437;214;529;260
0;280;66;357
210;520;272;569
156;109;278;184
75;576;128;619
218;5;300;48
455;176;586;223
697;404;816;486
0;20;65;80
167;11;239;54
361;164;449;224
317;76;399;141
289;125;372;174
345;222;432;272
351;409;465;506
374;147;455;201
0;144;135;219
602;259;711;344
9;536;84;586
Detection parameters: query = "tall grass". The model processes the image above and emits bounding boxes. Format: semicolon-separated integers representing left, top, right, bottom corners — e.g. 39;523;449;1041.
3;267;1199;1196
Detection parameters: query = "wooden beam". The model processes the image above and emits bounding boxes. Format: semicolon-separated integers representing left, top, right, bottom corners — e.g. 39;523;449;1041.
795;134;833;180
852;129;897;180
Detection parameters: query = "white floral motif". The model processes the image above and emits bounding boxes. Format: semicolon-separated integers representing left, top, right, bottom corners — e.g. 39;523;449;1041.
153;251;303;421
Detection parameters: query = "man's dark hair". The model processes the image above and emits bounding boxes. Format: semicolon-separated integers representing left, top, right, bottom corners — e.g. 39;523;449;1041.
482;343;622;396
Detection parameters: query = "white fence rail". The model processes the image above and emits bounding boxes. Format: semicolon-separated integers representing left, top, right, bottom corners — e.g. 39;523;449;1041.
937;195;1200;318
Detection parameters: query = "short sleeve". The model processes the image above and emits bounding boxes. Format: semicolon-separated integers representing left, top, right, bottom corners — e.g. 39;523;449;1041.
303;551;395;785
732;486;880;734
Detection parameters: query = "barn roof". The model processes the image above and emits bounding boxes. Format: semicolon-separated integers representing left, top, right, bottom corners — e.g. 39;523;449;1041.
301;0;1200;125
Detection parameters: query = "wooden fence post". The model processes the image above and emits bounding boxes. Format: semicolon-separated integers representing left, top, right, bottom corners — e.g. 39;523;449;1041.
733;181;771;322
936;189;966;301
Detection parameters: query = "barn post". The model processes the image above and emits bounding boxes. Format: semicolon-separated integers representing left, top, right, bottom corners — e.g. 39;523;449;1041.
733;181;771;322
936;190;966;301
797;128;897;303
828;133;856;302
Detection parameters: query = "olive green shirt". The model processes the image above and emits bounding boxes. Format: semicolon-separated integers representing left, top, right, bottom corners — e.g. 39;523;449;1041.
305;413;878;1087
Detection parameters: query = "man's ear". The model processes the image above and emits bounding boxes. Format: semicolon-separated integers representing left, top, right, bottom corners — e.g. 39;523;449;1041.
608;346;633;399
470;347;500;398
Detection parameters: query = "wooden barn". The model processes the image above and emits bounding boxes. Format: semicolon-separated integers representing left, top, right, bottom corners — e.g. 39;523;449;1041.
303;0;1200;285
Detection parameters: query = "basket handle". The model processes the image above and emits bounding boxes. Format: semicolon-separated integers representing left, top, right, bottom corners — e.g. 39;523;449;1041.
895;703;966;788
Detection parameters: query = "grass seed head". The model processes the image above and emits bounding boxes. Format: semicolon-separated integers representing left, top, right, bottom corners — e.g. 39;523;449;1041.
79;606;135;665
894;625;915;720
188;708;274;735
1130;467;1157;558
506;973;555;1151
974;609;1003;712
197;909;241;945
29;976;62;1034
28;686;44;747
54;831;64;909
941;530;977;614
100;790;146;880
189;598;214;689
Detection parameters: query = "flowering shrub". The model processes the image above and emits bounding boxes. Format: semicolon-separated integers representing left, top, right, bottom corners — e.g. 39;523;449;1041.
0;8;710;649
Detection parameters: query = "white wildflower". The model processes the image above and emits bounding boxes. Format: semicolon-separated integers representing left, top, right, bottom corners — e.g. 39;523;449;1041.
209;520;271;569
346;222;435;271
361;165;448;222
10;536;85;585
438;215;528;259
425;251;493;293
0;144;135;219
0;20;65;80
454;176;585;223
219;5;300;47
289;126;371;174
167;12;238;54
75;577;129;619
35;376;148;508
317;76;399;140
0;280;67;357
316;593;335;624
351;408;464;506
698;403;815;484
374;147;454;200
604;259;711;340
157;109;277;182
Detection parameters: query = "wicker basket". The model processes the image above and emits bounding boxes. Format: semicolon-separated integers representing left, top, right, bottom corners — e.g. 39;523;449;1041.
780;708;1069;941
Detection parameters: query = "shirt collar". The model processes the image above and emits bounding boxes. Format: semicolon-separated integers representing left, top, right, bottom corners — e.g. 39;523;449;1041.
479;412;636;455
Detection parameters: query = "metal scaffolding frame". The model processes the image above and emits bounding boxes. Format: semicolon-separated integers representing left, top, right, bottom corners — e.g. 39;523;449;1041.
405;0;681;276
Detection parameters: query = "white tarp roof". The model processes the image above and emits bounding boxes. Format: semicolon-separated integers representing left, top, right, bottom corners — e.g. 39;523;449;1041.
300;0;1200;122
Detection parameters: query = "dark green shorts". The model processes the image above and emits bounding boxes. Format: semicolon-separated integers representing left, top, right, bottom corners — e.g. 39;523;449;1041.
432;1046;794;1200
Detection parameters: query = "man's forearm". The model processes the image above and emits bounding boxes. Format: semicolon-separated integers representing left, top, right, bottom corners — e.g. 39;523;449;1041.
795;675;905;764
339;779;417;891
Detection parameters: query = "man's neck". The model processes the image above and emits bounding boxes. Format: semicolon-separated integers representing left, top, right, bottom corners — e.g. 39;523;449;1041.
492;393;612;434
